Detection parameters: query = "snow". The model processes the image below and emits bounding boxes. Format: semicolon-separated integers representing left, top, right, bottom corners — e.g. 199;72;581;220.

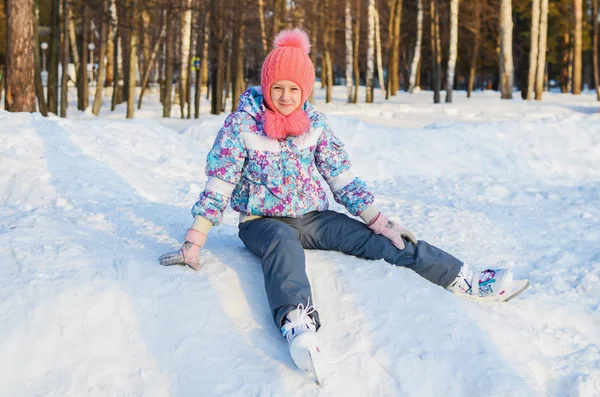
1;87;600;396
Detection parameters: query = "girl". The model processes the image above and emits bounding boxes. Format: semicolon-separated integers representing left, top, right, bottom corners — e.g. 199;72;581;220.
159;28;529;376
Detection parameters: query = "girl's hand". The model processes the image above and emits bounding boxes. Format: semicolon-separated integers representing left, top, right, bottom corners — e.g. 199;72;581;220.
368;213;417;250
159;229;207;270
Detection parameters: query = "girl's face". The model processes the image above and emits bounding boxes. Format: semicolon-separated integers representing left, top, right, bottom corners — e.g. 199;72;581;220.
270;80;302;116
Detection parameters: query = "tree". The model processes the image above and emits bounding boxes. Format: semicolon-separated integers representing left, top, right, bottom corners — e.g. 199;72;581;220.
47;0;61;114
408;0;423;93
78;2;90;110
526;0;540;100
92;0;110;116
499;0;514;99
345;0;353;103
534;0;548;100
352;0;361;103
466;0;481;97
322;0;333;103
431;0;442;103
60;0;69;117
593;0;600;100
179;0;192;118
573;0;582;94
231;2;246;112
445;0;459;103
5;0;36;112
386;0;402;98
209;0;225;114
365;0;375;103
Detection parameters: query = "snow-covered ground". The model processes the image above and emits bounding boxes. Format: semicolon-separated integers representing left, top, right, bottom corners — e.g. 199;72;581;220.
1;87;600;396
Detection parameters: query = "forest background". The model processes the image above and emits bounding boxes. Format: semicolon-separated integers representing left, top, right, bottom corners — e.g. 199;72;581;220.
1;0;598;117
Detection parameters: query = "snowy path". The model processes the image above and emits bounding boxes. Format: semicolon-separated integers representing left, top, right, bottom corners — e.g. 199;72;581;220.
1;90;599;396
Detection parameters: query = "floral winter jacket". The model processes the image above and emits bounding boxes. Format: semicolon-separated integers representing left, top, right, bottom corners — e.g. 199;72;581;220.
191;87;374;225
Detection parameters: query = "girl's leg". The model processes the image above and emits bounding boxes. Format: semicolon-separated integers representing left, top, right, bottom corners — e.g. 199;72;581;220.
238;218;320;329
298;210;462;288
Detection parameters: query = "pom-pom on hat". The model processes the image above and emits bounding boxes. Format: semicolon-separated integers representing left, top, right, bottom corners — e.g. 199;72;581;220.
260;28;316;112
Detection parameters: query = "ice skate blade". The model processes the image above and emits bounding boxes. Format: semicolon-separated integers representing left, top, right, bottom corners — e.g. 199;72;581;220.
455;279;530;302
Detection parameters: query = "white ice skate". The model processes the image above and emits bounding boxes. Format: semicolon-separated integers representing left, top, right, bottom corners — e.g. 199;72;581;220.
448;265;529;302
281;302;323;385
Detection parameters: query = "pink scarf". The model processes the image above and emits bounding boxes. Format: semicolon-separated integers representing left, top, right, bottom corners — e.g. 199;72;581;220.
263;107;311;140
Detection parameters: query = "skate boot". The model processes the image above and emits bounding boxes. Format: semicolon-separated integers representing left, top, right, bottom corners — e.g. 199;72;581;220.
448;264;529;302
281;302;323;385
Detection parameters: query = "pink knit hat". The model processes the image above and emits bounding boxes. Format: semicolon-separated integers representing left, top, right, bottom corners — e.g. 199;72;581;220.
260;29;315;139
261;28;315;110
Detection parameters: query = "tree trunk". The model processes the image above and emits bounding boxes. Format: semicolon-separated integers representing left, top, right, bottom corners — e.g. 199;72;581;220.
138;24;165;109
271;0;283;51
467;0;481;97
195;10;210;118
6;0;36;112
78;3;89;110
594;0;600;100
257;0;268;56
322;0;333;103
366;0;375;103
60;0;69;117
352;0;360;103
526;0;540;99
408;0;423;93
431;0;441;103
345;0;353;103
68;7;80;79
445;0;459;103
163;8;174;117
231;6;246;112
561;32;570;93
46;0;60;114
308;0;318;103
92;0;109;115
210;0;224;114
34;5;48;116
499;0;514;99
126;19;137;119
573;0;582;94
534;0;548;100
374;7;386;99
387;0;402;98
179;0;192;118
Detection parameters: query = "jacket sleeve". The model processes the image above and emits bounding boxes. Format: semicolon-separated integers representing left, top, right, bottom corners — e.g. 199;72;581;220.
191;113;247;225
313;114;375;216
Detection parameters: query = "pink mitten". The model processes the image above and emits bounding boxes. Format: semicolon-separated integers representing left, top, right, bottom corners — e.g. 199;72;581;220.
159;229;207;270
368;213;417;250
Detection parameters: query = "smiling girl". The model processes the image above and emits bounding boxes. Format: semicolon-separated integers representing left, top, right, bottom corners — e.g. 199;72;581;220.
159;28;529;378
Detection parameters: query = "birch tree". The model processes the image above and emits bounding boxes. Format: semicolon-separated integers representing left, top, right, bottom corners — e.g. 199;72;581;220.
499;0;514;99
573;0;582;94
534;0;548;100
374;8;386;98
366;0;375;103
126;0;137;119
467;0;481;97
526;0;540;100
345;0;353;103
179;0;192;118
431;0;441;103
257;0;268;56
352;0;361;103
445;0;459;103
92;0;110;116
408;0;423;93
5;0;36;112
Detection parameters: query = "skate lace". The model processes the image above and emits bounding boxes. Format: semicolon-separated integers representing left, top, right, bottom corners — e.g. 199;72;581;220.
281;299;317;341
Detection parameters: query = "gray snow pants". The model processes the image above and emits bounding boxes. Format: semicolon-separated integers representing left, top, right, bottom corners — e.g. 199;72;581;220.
237;210;463;330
